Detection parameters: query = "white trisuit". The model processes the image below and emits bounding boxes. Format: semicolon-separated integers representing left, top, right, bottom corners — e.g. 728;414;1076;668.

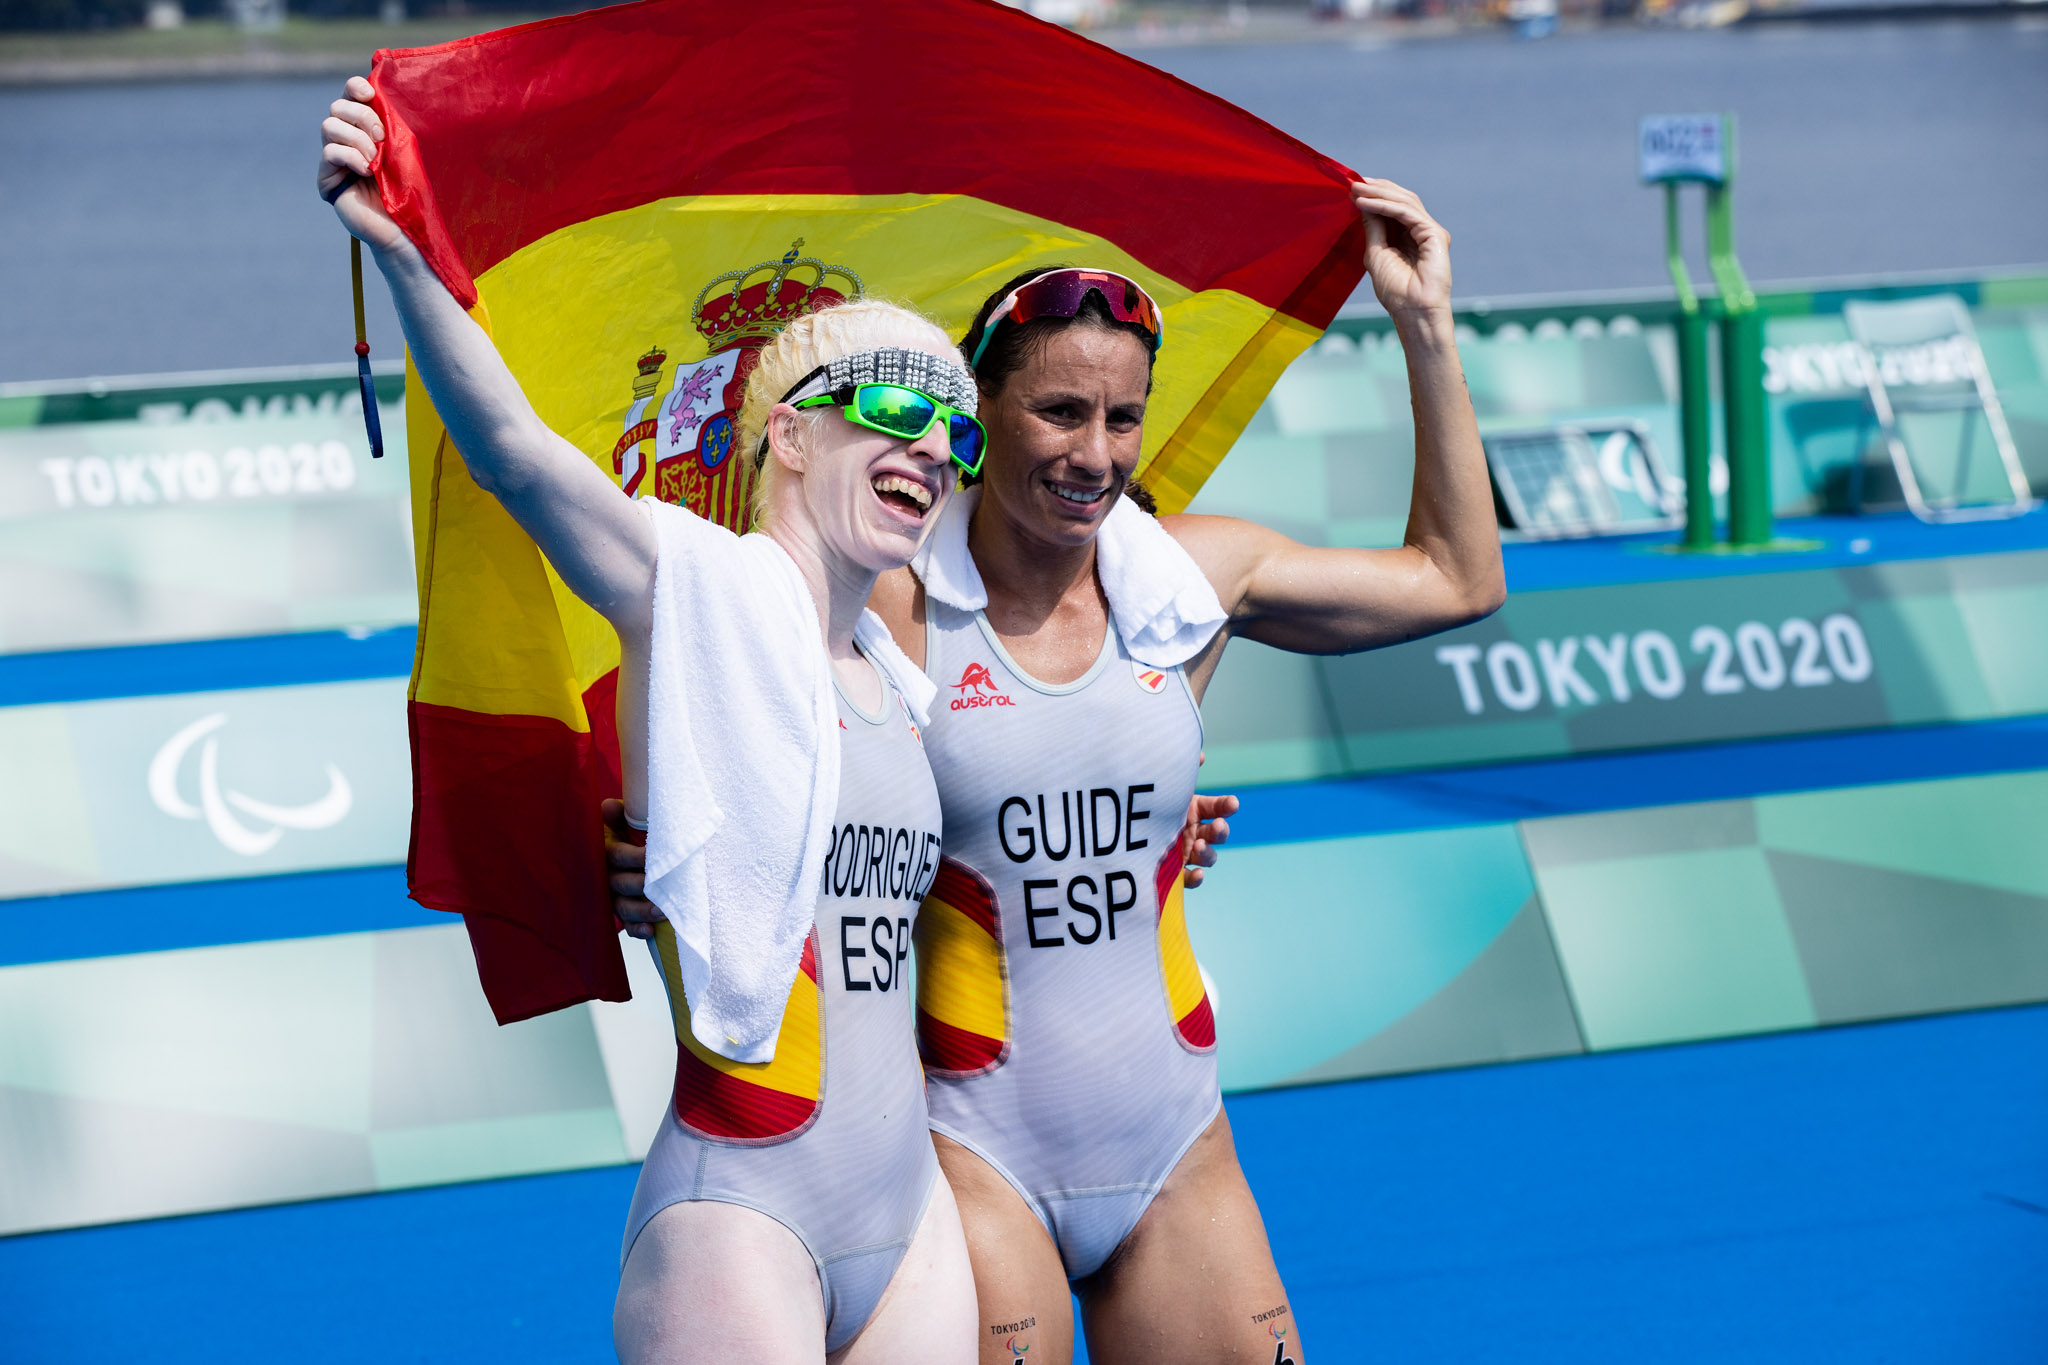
915;598;1217;1280
623;660;946;1350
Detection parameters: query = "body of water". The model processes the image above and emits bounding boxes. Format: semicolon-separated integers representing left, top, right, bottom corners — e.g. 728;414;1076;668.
1;17;2044;382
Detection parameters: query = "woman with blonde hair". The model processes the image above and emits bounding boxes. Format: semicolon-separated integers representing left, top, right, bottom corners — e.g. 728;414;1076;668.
603;181;1501;1362
321;76;978;1363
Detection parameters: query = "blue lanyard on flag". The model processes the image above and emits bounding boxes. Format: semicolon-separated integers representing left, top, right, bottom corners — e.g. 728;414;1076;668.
350;236;385;460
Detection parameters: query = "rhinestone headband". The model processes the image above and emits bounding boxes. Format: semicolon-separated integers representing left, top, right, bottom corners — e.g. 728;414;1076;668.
777;347;979;413
757;347;981;467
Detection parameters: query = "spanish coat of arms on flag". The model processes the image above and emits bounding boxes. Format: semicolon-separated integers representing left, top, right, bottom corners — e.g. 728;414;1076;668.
365;0;1364;1023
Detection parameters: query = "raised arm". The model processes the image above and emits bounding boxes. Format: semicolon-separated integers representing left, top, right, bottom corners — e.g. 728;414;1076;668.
1168;179;1503;663
319;76;655;634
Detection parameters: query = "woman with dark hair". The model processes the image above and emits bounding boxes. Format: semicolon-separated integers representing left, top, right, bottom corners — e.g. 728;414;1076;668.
616;178;1500;1361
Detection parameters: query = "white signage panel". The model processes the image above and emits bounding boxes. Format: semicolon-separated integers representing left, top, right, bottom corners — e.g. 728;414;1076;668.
1639;115;1726;184
0;677;412;900
0;400;415;653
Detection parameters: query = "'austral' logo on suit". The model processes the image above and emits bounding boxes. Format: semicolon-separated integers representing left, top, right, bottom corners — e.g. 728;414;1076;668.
950;662;1016;711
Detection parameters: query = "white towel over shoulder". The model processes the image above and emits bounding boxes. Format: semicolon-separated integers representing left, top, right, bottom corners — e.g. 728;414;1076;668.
912;485;1227;668
640;500;933;1065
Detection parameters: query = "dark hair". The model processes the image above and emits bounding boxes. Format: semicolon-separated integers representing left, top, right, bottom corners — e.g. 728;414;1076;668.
958;266;1160;508
959;266;1159;399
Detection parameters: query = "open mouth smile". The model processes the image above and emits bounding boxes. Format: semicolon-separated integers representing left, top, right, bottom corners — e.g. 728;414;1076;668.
871;472;935;520
1044;479;1111;509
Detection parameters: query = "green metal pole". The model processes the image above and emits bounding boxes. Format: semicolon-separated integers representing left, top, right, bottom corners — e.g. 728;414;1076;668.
1704;117;1769;547
1720;305;1771;545
1665;181;1715;549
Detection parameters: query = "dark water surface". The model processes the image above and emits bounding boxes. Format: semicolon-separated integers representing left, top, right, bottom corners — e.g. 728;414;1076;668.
2;17;2044;383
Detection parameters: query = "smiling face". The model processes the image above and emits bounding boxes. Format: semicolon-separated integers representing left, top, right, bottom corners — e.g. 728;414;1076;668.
977;324;1151;550
766;368;957;575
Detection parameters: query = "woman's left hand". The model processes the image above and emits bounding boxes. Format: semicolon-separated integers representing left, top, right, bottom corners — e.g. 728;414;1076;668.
601;798;661;941
321;75;408;256
1352;178;1453;324
1181;790;1238;890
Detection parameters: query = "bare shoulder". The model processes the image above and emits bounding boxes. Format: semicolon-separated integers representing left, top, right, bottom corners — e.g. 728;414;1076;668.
1159;512;1293;612
869;566;925;669
1157;511;1240;546
1160;512;1290;560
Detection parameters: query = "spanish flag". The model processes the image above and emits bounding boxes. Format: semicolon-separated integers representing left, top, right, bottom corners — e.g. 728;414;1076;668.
371;0;1363;1023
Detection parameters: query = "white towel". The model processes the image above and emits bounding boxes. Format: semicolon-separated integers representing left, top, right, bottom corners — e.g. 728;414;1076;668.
911;485;1228;668
639;500;932;1064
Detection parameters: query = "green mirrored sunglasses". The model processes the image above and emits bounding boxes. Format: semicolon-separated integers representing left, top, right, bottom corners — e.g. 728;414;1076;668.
793;382;987;477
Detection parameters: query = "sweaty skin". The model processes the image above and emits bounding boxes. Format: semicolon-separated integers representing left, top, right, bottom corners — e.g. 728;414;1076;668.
611;178;1499;1363
320;73;977;1365
880;179;1497;1365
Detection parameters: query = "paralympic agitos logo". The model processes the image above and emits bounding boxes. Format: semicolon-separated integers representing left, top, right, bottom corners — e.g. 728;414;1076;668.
949;662;1016;712
148;712;353;856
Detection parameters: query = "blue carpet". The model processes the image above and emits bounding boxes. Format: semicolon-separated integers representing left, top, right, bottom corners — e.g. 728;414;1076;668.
0;1165;632;1365
1228;1004;2048;1364
4;1004;2042;1364
1216;713;2048;846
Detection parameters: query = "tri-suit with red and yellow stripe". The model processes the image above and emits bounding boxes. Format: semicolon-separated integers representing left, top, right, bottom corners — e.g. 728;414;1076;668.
622;660;944;1352
915;597;1217;1281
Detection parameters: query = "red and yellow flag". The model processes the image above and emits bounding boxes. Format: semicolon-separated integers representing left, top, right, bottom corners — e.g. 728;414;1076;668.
369;0;1363;1023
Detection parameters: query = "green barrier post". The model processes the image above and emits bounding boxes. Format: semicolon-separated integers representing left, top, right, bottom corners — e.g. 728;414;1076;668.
1642;112;1778;551
1663;181;1716;550
1702;124;1770;546
1720;306;1770;544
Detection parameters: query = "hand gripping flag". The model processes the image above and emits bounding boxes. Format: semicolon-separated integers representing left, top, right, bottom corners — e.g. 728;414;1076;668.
370;0;1364;1024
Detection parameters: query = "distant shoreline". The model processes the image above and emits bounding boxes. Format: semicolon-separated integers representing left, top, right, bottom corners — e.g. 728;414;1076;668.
7;4;2032;88
0;19;1448;88
5;5;2039;87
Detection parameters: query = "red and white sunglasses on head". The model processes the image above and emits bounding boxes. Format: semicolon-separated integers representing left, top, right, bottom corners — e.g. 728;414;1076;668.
969;268;1164;368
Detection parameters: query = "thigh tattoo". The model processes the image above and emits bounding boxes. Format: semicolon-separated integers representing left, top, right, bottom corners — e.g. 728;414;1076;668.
1251;1303;1297;1365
